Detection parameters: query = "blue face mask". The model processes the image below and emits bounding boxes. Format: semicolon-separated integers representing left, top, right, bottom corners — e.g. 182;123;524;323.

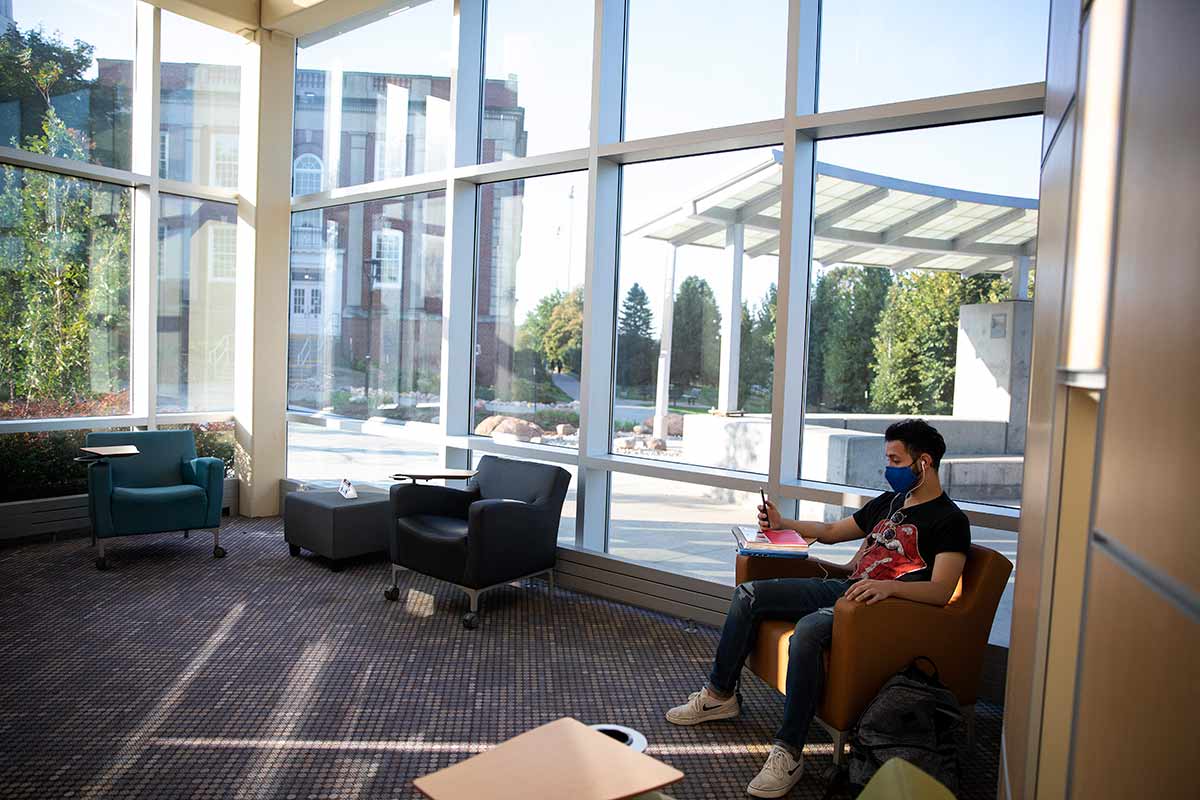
884;463;920;494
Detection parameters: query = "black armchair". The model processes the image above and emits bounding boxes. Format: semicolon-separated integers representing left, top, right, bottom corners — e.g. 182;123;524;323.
383;456;571;628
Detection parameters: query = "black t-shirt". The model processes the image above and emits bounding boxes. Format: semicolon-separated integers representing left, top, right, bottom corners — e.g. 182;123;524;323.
849;491;971;582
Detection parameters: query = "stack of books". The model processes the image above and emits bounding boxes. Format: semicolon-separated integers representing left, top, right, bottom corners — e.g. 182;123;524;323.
731;525;810;559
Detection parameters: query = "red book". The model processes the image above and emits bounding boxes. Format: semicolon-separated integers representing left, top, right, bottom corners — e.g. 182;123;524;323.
759;529;807;546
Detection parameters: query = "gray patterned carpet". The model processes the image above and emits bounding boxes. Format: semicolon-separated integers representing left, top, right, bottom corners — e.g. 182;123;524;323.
0;516;1000;799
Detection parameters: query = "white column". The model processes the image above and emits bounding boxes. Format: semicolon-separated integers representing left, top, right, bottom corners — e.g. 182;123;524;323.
234;28;296;516
653;245;678;439
131;2;161;427
766;0;820;492
439;0;485;470
717;222;745;413
1014;255;1032;300
574;0;627;551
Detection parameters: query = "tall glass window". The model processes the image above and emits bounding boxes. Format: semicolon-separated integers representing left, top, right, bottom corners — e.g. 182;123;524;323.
615;148;779;473
0;0;134;170
481;0;593;162
157;195;238;412
286;190;445;422
0;165;131;419
623;0;787;140
293;0;452;194
159;11;243;188
802;118;1041;508
818;0;1050;112
472;172;588;448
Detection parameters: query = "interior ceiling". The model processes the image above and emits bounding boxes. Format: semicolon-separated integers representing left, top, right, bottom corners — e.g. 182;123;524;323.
155;0;397;39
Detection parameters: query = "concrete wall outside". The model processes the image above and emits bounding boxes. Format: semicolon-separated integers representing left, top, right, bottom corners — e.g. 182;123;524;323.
952;301;1033;454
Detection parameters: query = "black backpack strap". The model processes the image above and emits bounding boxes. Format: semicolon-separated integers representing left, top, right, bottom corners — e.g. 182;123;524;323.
908;656;941;684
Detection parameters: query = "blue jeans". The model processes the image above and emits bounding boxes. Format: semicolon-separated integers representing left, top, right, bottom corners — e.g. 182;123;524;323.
707;577;855;749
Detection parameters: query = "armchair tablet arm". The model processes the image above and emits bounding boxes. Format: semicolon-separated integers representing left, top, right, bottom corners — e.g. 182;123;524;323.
390;483;479;520
87;461;115;538
465;499;557;587
822;596;981;730
735;553;854;584
182;457;225;528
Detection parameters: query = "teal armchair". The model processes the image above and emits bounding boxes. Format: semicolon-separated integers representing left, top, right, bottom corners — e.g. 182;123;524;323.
85;430;227;570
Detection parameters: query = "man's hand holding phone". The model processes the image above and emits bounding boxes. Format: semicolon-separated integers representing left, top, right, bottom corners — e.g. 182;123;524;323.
758;489;818;545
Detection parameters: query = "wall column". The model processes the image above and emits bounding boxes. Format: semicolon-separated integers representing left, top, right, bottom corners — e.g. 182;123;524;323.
717;222;744;412
234;27;296;516
652;244;677;439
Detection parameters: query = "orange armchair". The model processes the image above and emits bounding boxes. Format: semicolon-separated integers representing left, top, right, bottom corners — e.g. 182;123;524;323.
736;545;1012;763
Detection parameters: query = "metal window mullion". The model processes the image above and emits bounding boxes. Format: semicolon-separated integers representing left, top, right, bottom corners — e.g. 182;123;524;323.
439;0;486;470
766;0;820;515
132;2;162;429
572;0;627;551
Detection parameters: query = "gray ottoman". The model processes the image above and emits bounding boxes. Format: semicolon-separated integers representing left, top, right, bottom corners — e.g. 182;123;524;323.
283;490;392;571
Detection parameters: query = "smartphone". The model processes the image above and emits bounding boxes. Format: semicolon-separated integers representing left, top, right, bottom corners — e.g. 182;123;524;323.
759;487;769;528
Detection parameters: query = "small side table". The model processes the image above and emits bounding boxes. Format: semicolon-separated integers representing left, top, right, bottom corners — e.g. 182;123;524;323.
283;489;392;571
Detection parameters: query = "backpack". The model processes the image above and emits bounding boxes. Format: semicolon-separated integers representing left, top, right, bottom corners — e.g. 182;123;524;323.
846;657;963;792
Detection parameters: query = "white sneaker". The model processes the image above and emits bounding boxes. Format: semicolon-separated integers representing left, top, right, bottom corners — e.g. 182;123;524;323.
746;744;804;798
665;686;740;726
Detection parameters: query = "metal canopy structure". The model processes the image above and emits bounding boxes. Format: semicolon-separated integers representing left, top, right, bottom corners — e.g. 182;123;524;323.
628;150;1040;433
627;150;1039;279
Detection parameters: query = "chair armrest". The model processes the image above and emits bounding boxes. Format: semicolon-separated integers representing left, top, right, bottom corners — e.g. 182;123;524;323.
464;499;557;587
182;457;225;528
822;596;980;730
390;482;479;520
87;461;115;538
735;553;853;584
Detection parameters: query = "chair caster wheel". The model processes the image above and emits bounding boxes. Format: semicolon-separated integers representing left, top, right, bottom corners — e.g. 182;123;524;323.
383;586;400;602
95;556;108;571
213;546;226;558
462;613;479;630
329;560;344;573
288;544;301;557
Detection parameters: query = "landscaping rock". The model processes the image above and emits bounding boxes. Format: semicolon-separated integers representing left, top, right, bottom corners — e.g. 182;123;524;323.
490;416;545;442
648;438;667;451
632;425;647;435
642;413;685;437
474;415;505;436
556;423;577;436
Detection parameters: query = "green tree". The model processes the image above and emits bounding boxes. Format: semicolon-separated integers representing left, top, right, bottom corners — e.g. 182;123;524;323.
806;266;892;413
616;282;657;389
542;287;584;375
870;271;1009;414
0;25;129;169
516;289;565;356
0;33;130;414
670;275;721;389
738;283;777;410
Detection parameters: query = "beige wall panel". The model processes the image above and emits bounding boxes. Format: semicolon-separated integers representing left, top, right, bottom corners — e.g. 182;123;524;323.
1092;0;1200;590
1068;550;1198;798
1035;388;1098;799
1042;0;1080;160
153;0;259;34
1003;104;1076;798
262;0;395;38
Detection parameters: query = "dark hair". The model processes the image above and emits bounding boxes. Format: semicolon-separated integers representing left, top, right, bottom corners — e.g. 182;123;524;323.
884;419;947;469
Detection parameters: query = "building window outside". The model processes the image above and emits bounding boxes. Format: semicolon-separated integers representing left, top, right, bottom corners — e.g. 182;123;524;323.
160;10;243;188
372;229;404;286
293;287;306;315
310;287;322;316
159;130;170;178
208;223;237;282
293;153;324;197
157;195;238;412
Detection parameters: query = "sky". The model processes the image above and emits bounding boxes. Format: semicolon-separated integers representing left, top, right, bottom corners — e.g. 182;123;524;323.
18;0;1050;329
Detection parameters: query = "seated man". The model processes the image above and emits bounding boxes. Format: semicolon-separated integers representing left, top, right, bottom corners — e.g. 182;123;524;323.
665;419;970;798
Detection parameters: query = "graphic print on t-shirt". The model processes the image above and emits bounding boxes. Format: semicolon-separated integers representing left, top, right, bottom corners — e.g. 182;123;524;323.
850;519;927;581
